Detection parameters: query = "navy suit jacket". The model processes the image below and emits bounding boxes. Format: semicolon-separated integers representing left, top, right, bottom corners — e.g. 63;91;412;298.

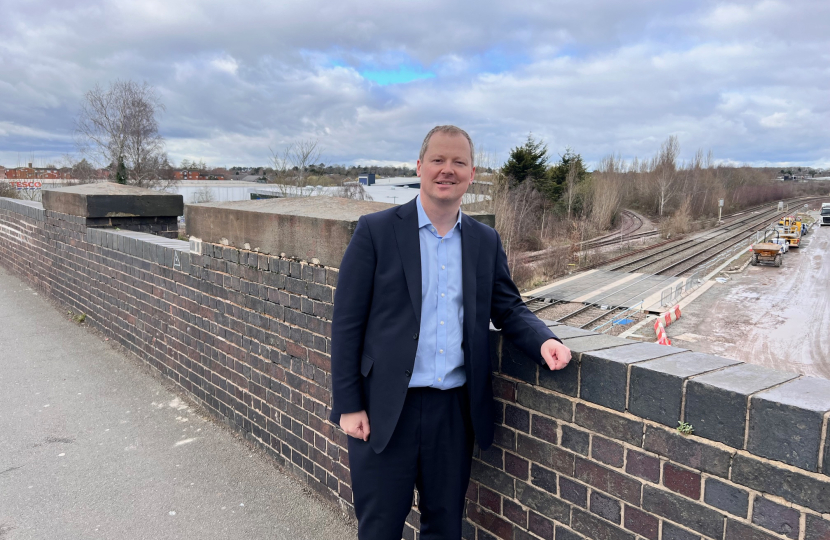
330;198;558;453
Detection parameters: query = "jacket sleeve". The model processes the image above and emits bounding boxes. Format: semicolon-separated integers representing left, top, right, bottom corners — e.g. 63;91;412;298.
330;216;376;419
489;230;560;365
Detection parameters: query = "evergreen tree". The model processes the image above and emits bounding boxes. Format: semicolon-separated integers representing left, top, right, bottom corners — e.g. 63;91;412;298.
502;135;548;184
538;148;589;213
115;157;128;184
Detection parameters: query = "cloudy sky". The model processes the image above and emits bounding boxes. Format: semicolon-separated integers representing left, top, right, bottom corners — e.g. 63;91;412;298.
1;0;828;170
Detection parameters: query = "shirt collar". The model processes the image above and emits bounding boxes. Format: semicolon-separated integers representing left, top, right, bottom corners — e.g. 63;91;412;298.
415;194;463;231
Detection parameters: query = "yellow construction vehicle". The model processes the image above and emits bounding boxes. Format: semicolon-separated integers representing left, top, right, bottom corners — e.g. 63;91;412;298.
777;216;802;248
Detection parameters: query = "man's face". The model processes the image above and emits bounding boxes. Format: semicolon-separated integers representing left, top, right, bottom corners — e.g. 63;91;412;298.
417;132;475;207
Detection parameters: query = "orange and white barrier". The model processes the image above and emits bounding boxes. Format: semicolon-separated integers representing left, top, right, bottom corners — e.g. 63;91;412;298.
653;305;680;346
654;319;671;346
660;305;681;327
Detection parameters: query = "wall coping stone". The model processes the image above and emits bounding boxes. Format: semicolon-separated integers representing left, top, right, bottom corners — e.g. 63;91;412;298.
579;343;688;412
748;377;830;471
629;352;740;427
185;197;394;268
41;182;183;218
685;363;800;449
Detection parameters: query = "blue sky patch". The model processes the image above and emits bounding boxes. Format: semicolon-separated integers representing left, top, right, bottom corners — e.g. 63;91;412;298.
359;66;435;85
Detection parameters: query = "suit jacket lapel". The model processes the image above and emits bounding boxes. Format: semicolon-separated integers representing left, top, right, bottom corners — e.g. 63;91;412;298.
461;214;479;361
393;200;422;325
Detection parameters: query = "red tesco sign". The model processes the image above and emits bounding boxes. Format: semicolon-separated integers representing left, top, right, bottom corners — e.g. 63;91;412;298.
11;181;42;189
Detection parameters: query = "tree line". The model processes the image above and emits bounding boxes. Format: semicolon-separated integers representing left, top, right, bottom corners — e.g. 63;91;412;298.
482;132;830;287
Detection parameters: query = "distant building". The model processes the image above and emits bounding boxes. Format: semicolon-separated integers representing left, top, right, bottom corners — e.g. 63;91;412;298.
4;163;72;180
358;173;376;186
173;169;221;180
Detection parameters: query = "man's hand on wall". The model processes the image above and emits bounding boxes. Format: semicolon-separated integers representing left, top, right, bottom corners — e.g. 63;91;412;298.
541;339;572;371
340;410;371;441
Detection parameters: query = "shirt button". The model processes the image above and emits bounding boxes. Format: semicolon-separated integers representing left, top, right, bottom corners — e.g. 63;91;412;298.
438;378;442;382
441;265;445;270
441;293;445;297
440;321;444;325
439;349;444;353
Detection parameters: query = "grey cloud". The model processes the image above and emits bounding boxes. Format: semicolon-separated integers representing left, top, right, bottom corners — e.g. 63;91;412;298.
1;0;828;168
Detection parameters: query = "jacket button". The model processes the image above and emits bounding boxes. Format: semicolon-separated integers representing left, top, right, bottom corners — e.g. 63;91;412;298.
413;333;419;340
404;370;412;378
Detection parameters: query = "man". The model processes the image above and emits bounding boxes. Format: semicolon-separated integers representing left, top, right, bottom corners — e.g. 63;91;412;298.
330;125;571;540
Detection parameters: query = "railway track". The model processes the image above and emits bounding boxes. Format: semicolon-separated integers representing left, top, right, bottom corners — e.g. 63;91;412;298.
525;196;825;330
607;202;808;275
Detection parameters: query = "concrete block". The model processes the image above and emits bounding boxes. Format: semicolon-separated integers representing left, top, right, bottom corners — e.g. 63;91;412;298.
748;377;830;471
731;454;830;514
185;197;395;268
581;342;686;412
42;182;183;218
703;478;749;518
501;339;538;385
466;211;495;228
561;334;629;355
687;363;799;448
538;356;579;396
629;352;740;427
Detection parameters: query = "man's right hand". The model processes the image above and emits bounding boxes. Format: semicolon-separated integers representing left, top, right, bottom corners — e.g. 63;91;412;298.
340;410;371;441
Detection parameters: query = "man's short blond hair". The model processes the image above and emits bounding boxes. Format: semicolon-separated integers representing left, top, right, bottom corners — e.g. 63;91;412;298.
419;125;475;168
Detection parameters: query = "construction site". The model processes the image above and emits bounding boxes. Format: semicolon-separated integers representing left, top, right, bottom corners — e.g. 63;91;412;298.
523;198;830;376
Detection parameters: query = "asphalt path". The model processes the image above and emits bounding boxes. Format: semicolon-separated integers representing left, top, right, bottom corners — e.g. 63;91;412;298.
0;264;356;540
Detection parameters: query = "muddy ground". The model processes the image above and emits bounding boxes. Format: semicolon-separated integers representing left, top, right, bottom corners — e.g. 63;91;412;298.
664;219;830;379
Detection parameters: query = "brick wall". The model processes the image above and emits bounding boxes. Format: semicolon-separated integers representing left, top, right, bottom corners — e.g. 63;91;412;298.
2;197;829;540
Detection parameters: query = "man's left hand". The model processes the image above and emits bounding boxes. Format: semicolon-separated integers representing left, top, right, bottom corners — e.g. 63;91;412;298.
541;339;571;370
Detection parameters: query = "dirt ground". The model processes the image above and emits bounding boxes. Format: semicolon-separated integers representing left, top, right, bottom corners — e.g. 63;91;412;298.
664;219;830;379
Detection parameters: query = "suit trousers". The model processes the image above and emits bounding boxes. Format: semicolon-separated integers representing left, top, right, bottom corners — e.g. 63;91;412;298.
347;386;475;540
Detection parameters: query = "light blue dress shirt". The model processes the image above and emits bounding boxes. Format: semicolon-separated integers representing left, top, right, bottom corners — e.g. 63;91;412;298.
410;195;466;389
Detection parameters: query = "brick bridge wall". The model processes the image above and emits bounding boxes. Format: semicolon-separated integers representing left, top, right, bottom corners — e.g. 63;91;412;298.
1;197;829;540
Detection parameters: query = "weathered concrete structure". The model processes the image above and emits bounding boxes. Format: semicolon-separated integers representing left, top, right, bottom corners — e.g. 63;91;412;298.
2;187;830;540
42;182;183;238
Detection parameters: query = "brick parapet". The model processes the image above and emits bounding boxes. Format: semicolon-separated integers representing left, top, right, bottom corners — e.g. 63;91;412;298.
2;196;829;540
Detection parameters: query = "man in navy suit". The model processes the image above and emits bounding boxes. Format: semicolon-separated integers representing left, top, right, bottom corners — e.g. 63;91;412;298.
330;125;571;539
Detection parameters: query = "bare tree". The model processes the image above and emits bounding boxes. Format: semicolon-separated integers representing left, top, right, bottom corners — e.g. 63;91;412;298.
0;182;19;199
654;135;680;216
75;80;174;189
270;139;322;187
